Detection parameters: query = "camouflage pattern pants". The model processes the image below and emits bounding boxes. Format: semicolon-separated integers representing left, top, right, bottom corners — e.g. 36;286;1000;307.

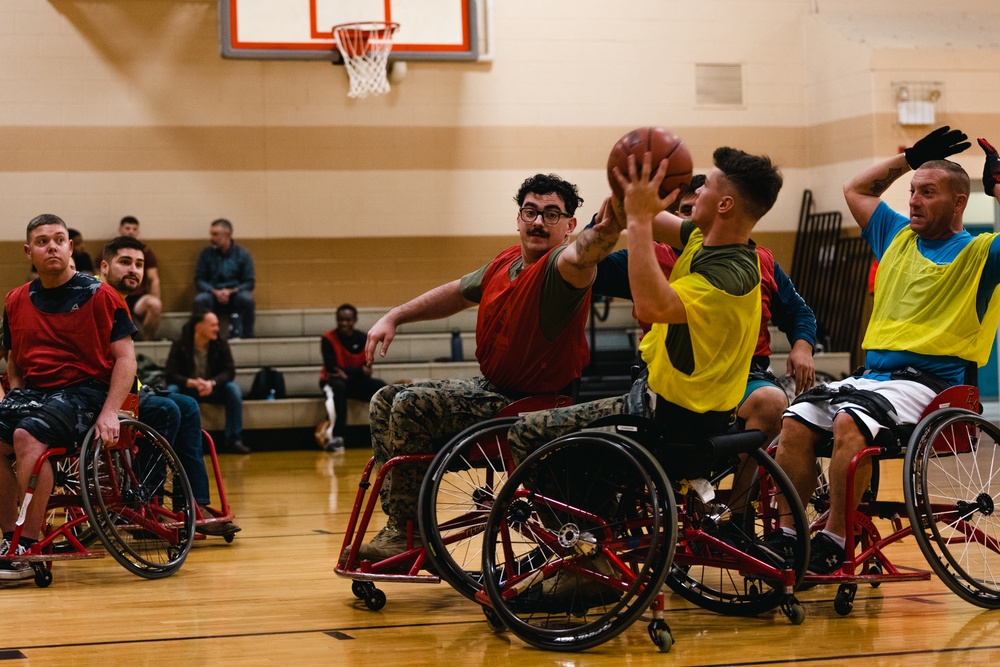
507;394;627;467
370;376;510;523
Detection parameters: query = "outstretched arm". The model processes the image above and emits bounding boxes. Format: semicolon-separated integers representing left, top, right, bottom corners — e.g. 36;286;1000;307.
557;197;626;288
365;280;473;363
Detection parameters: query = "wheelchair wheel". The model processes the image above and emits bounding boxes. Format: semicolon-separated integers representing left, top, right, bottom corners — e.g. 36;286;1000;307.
79;419;196;579
904;409;1000;608
418;417;518;601
47;456;98;553
481;431;676;652
666;446;809;617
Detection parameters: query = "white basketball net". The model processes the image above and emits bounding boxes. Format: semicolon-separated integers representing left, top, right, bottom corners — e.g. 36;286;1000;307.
333;22;399;99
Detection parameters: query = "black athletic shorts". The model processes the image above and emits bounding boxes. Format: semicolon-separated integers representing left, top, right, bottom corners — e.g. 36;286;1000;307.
0;384;108;448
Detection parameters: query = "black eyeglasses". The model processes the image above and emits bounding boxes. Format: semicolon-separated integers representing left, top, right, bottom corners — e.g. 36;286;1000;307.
519;207;571;226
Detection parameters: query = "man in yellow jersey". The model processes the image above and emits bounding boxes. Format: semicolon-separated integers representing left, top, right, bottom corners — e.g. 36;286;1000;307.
509;146;783;471
770;126;1000;575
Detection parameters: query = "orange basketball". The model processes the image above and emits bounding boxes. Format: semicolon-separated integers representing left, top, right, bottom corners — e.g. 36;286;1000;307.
607;127;693;200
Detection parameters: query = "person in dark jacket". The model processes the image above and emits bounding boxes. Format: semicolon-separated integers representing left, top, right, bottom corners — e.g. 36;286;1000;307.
165;308;248;454
193;218;255;338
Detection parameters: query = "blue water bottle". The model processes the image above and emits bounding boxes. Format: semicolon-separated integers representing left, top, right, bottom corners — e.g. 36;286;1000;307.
451;329;463;361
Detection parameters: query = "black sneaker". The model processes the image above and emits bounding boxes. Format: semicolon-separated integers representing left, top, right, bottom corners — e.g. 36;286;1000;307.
808;532;846;574
751;530;798;567
0;539;32;581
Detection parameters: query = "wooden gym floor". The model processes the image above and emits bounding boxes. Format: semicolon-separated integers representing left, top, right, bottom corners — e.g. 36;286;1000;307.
2;448;1000;666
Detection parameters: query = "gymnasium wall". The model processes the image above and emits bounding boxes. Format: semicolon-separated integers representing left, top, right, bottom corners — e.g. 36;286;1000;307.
2;1;999;309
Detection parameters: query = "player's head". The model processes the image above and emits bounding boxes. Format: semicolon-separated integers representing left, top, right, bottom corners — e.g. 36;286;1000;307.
710;147;783;222
909;159;970;239
514;174;583;263
514;174;584;217
677;174;706;218
101;235;146;295
25;214;72;278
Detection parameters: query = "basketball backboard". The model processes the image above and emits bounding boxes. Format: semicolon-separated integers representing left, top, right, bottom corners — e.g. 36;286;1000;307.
219;0;482;61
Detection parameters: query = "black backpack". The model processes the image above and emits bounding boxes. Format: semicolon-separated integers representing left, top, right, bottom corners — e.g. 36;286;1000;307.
249;366;286;400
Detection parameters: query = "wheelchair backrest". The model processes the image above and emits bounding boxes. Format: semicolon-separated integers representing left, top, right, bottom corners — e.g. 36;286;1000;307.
921;385;980;455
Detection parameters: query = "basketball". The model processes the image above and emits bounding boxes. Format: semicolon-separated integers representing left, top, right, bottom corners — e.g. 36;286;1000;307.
607;127;693;200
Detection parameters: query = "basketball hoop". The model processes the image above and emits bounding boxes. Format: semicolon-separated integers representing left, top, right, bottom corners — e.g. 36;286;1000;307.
333;22;400;99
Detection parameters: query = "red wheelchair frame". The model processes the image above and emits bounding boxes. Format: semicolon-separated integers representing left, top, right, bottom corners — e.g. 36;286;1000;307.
194;430;238;542
800;384;1000;614
0;411;197;587
335;394;572;610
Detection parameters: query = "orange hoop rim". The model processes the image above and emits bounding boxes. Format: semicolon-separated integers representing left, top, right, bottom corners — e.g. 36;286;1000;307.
333;21;400;57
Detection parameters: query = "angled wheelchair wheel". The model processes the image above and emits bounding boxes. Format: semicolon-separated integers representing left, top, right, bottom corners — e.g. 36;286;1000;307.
481;431;676;652
666;447;809;617
418;417;518;601
79;419;196;579
904;409;1000;608
47;456;98;553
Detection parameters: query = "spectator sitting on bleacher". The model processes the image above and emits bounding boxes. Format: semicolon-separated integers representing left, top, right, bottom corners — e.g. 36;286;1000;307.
0;214;136;580
194;218;255;339
318;304;386;453
117;216;162;341
165;308;249;455
68;228;94;275
100;236;240;536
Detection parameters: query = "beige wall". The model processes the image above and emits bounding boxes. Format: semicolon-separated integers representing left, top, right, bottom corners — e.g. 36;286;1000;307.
2;0;999;307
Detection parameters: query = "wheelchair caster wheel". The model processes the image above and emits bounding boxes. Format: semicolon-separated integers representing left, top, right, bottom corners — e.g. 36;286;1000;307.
33;566;52;589
482;606;505;633
364;588;387;611
834;583;857;616
783;601;805;625
224;533;235;544
351;581;369;599
867;563;882;587
648;619;673;653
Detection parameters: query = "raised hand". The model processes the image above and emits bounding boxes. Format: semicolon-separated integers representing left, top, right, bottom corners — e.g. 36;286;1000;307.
904;126;970;169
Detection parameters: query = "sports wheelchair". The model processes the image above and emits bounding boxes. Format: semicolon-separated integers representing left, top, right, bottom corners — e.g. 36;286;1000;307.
475;413;809;653
335;394;572;611
193;430;238;543
2;402;196;587
800;383;1000;615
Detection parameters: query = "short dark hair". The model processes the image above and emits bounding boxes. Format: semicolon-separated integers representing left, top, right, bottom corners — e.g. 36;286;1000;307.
103;235;146;263
120;215;139;226
181;306;215;344
26;214;68;242
688;173;707;192
919;159;971;196
211;218;233;234
713;147;783;220
513;174;584;216
337;303;358;319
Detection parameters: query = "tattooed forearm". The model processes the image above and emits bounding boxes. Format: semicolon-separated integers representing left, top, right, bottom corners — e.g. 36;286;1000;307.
869;167;904;196
569;228;619;269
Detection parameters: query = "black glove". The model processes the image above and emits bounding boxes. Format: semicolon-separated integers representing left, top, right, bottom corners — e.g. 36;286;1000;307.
979;138;1000;198
903;126;970;169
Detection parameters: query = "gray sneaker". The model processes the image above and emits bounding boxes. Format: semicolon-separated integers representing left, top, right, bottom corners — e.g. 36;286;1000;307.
0;539;33;581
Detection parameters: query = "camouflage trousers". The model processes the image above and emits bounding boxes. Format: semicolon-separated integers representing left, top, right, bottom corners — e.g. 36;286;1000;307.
370;376;510;523
507;394;628;467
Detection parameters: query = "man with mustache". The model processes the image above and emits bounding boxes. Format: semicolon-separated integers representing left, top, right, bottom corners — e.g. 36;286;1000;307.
351;173;623;564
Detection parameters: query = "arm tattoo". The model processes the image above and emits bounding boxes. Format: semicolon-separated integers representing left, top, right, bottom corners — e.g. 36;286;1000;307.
570;227;617;269
869;167;904;196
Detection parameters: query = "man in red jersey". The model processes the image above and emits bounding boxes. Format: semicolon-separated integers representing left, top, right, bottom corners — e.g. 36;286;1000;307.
0;214;136;580
317;303;385;453
351;173;623;564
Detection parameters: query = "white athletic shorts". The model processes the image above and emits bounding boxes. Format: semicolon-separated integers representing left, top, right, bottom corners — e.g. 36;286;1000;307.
783;377;937;442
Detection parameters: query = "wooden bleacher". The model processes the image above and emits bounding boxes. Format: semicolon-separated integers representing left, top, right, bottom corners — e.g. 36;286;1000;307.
135;303;853;433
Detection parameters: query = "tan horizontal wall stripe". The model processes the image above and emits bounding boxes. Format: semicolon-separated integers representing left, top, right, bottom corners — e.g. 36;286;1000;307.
0;119;938;173
2;116;995;174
